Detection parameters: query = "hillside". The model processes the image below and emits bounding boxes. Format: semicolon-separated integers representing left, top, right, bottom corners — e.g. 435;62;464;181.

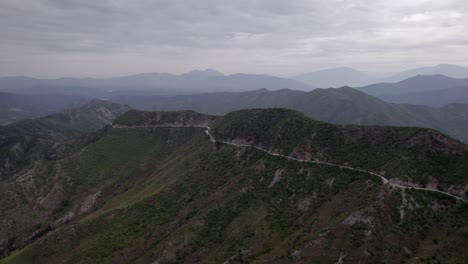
1;109;467;263
213;109;468;190
0;99;130;180
111;87;468;143
34;99;131;134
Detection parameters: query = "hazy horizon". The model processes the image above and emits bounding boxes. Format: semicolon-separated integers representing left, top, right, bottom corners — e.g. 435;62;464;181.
1;0;467;78
2;64;468;80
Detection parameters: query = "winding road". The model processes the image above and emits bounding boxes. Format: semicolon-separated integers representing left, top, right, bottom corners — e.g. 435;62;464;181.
112;124;466;202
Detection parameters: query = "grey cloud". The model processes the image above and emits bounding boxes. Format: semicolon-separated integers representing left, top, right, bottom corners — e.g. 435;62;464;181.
0;0;467;77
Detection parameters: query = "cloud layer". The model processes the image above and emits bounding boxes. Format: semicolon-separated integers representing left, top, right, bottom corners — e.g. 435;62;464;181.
1;0;467;77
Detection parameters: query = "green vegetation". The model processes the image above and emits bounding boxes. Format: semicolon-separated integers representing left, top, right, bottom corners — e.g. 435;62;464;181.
1;108;467;263
0;99;130;181
113;86;468;143
214;108;468;188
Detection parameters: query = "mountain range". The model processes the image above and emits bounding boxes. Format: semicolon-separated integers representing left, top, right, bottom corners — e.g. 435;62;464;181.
111;87;468;143
2;73;468;143
292;67;378;88
2;64;468;97
293;64;468;88
355;75;468;106
1;65;468;262
0;108;466;263
4;74;468;127
383;64;468;83
358;74;468;95
0;70;313;97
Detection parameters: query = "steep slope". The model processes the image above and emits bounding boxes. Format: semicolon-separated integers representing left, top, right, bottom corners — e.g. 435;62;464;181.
0;92;89;125
111;87;468;143
1;109;467;263
34;99;131;134
0;99;130;181
0;111;215;258
212;109;468;191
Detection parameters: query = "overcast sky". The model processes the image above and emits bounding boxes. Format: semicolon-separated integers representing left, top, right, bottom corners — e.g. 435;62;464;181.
1;0;467;78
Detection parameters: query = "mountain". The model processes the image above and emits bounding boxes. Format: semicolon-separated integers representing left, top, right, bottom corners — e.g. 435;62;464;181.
357;75;468;106
0;99;130;181
181;69;224;77
384;64;468;83
0;109;466;263
0;92;90;125
111;87;468;143
358;75;468;96
292;67;378;87
375;86;468;107
200;73;313;93
293;64;468;88
0;70;313;97
31;99;132;134
4;64;468;96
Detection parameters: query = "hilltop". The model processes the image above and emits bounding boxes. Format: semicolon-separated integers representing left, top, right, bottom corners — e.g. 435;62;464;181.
1;109;467;263
213;109;468;191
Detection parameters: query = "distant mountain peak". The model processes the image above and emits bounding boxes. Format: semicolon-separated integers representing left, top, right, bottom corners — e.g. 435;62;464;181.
404;74;450;80
396;74;467;84
383;64;468;82
292;67;375;88
183;69;224;76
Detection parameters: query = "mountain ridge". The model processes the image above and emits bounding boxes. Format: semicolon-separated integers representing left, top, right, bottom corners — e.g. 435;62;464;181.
112;110;466;201
0;99;130;181
293;64;468;87
0;71;313;96
1;108;467;263
358;74;468;95
110;86;468;143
